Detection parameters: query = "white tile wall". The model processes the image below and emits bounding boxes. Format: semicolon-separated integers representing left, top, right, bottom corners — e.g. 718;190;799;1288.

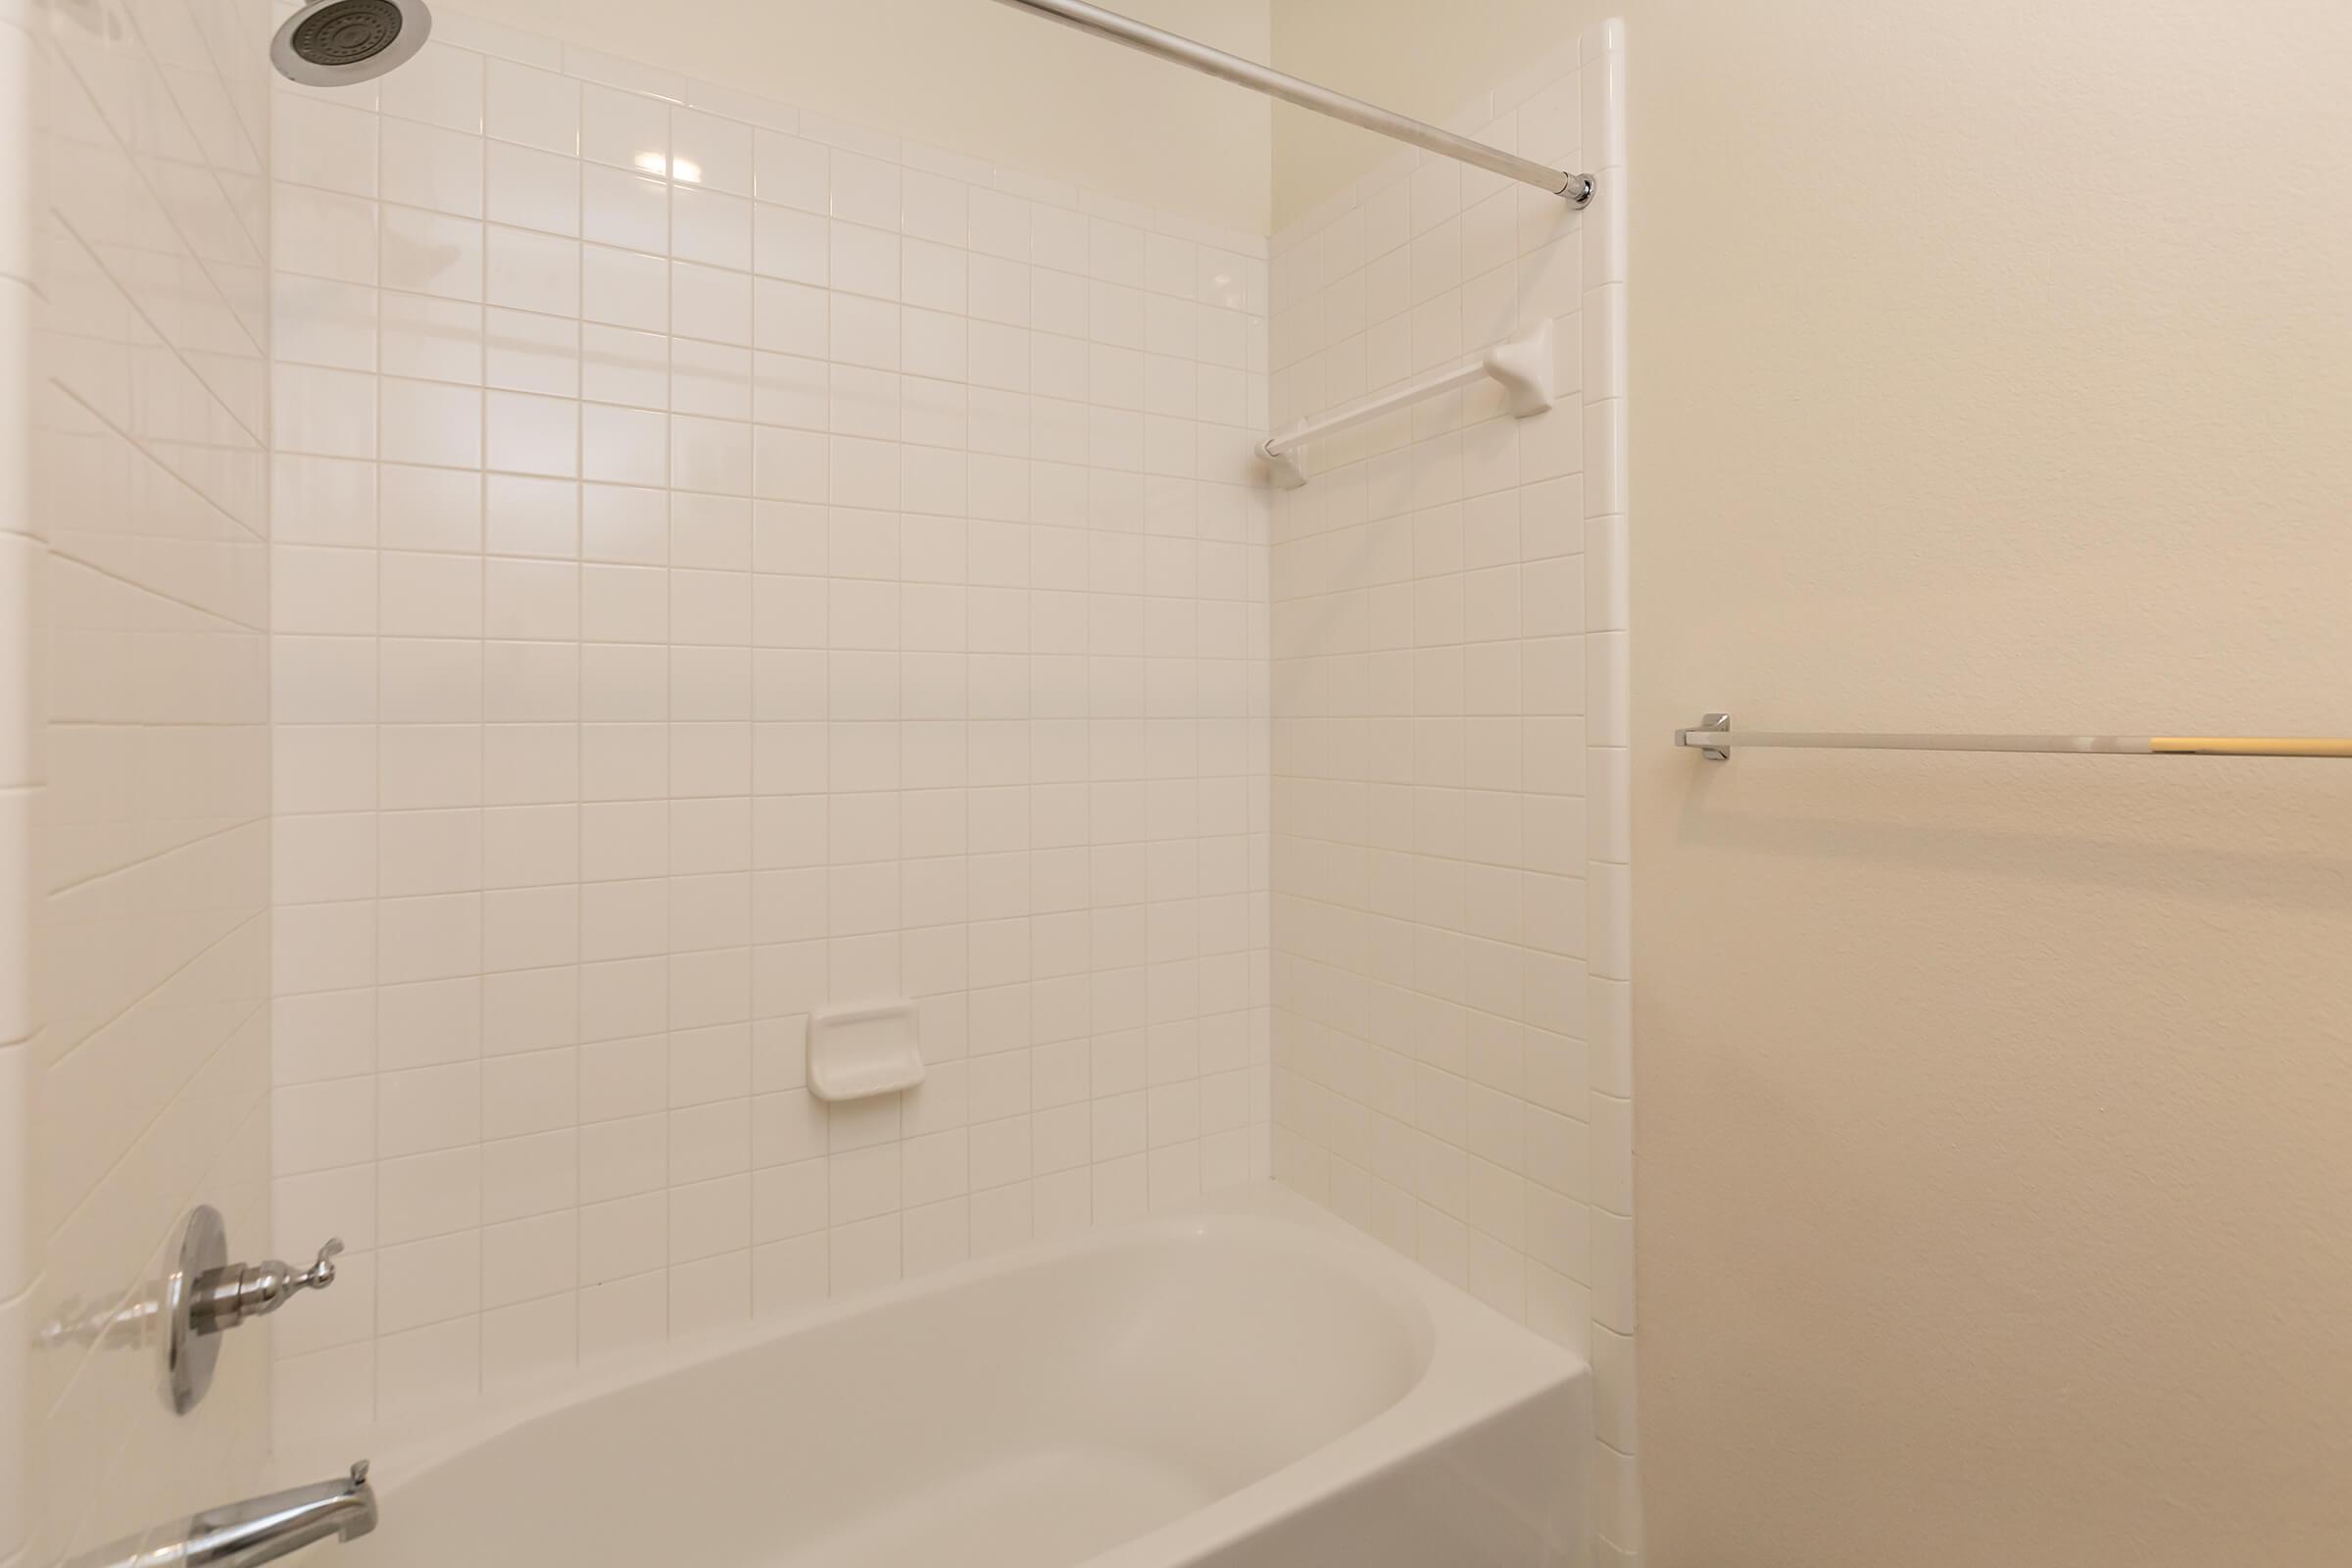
4;0;1619;1551
265;11;1273;1445
18;0;278;1558
1264;23;1638;1566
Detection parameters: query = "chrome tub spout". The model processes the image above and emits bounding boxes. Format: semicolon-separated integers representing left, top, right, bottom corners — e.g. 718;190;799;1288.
69;1462;378;1568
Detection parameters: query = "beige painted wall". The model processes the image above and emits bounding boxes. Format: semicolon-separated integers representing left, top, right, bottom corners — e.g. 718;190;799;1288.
444;0;1272;232
1633;3;2352;1562
1278;1;2352;1565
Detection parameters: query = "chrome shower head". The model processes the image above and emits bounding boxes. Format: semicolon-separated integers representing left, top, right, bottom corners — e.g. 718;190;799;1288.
270;0;432;86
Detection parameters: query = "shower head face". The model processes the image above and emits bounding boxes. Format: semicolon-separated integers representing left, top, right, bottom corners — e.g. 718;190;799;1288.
270;0;432;86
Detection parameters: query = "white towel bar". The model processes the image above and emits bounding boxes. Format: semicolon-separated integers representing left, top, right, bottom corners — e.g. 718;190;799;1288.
1261;318;1556;488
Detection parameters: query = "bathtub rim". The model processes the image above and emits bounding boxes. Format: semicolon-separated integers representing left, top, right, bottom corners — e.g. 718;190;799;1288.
272;1182;1590;1566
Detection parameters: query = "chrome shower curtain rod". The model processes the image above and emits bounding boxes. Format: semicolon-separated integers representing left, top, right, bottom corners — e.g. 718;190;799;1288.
985;0;1596;206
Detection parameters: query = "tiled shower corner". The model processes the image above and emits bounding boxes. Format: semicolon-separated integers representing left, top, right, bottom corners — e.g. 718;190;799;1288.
1265;20;1637;1564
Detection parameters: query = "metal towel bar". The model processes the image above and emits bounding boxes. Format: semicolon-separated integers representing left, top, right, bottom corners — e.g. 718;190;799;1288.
1677;713;2352;761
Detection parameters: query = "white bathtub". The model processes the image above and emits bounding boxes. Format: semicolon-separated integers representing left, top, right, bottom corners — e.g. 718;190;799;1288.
321;1186;1590;1567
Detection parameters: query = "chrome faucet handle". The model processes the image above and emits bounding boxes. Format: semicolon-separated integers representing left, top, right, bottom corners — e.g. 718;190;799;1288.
164;1207;359;1414
295;1238;347;1294
188;1236;349;1336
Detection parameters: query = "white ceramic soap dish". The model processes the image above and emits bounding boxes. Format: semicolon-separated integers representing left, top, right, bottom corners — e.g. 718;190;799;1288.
807;1002;926;1102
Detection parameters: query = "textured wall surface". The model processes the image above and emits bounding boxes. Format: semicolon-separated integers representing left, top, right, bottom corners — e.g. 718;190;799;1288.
263;11;1273;1447
20;0;277;1557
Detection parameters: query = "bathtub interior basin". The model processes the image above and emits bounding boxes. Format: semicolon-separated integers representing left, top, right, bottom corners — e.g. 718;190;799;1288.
320;1187;1589;1568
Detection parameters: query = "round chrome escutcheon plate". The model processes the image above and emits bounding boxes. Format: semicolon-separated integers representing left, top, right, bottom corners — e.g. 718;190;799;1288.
166;1204;227;1414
